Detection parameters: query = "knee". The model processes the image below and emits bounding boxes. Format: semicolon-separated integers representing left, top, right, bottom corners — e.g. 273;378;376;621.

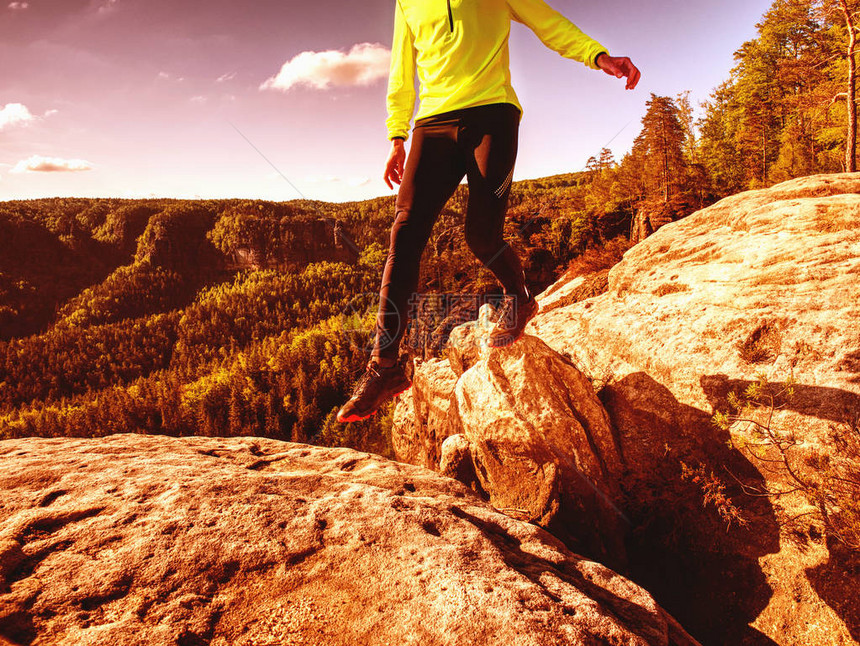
464;222;503;261
389;207;415;246
389;207;428;254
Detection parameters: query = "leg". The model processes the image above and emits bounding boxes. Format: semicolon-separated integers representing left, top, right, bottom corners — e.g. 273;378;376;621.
461;104;528;299
371;122;465;363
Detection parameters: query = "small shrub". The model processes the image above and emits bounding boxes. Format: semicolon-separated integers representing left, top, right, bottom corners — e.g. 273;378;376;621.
713;373;860;549
680;461;748;530
561;236;631;280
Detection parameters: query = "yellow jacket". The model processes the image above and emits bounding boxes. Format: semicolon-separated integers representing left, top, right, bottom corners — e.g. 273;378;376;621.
386;0;608;141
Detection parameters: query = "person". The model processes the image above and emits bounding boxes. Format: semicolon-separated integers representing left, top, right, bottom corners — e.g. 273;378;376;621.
337;0;640;423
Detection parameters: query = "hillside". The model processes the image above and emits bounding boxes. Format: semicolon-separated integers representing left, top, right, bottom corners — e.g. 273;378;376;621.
0;172;611;450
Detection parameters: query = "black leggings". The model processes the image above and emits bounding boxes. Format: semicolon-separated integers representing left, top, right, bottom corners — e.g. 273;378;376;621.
371;102;527;361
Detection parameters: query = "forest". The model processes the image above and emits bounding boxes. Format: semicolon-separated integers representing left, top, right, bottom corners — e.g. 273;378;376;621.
1;0;857;453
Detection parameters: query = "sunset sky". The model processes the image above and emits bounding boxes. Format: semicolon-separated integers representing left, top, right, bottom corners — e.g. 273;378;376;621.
1;0;774;203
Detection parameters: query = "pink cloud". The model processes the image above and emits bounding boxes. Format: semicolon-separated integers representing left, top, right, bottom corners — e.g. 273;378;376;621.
260;42;390;92
11;155;94;173
0;103;35;130
90;0;118;15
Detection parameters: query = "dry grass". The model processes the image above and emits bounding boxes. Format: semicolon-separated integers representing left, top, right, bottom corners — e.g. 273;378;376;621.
737;321;783;364
561;236;632;281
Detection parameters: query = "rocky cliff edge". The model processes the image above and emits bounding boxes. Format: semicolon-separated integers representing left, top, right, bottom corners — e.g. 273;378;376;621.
0;434;699;646
393;173;860;646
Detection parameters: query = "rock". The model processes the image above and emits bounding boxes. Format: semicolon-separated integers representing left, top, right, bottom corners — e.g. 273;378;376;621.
392;173;860;645
0;434;699;646
391;357;461;469
445;303;497;377
534;173;860;421
398;306;627;567
438;434;482;493
0;543;24;581
454;331;627;568
528;173;860;644
534;270;611;316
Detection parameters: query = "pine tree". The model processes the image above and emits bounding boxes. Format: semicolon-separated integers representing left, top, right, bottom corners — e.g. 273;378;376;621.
631;94;690;206
833;0;858;170
700;0;847;190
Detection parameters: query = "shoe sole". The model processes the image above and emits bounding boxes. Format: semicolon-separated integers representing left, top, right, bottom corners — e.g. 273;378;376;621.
336;382;413;423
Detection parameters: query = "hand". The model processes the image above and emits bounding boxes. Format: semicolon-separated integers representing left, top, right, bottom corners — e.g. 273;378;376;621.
596;54;641;90
384;139;407;189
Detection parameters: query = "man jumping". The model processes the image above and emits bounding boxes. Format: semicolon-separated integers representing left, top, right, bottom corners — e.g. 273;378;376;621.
337;0;640;423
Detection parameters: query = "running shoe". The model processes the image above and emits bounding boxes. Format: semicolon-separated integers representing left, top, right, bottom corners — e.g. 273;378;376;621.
487;290;539;348
336;357;412;423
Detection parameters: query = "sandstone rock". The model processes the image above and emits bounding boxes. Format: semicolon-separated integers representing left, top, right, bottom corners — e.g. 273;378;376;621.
0;434;699;646
392;173;860;645
397;304;627;568
0;543;24;582
455;331;626;568
391;357;461;469
438;434;482;493
444;303;496;377
527;173;860;645
533;174;860;422
534;270;611;316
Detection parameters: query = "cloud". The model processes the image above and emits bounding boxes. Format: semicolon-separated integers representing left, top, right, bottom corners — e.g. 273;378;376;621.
157;71;184;82
0;103;35;130
260;42;390;92
43;109;59;118
189;95;207;104
7;2;29;9
11;155;93;173
216;71;237;83
90;0;118;14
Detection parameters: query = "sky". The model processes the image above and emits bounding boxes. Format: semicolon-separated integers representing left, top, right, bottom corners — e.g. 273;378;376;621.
0;0;775;203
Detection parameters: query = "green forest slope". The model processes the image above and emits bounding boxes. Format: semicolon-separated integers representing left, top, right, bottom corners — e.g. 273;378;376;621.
0;174;623;454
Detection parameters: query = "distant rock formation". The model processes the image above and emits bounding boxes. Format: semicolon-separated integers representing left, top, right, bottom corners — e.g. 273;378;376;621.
136;208;360;273
393;173;860;645
630;201;678;244
226;217;359;271
0;435;699;646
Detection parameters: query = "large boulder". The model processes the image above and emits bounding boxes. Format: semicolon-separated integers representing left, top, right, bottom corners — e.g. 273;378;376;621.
391;357;461;470
527;173;860;646
533;173;860;422
392;174;860;646
396;304;627;568
451;328;627;569
0;434;699;646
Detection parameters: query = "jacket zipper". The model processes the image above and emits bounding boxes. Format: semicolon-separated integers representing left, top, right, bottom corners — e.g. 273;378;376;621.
446;0;453;31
